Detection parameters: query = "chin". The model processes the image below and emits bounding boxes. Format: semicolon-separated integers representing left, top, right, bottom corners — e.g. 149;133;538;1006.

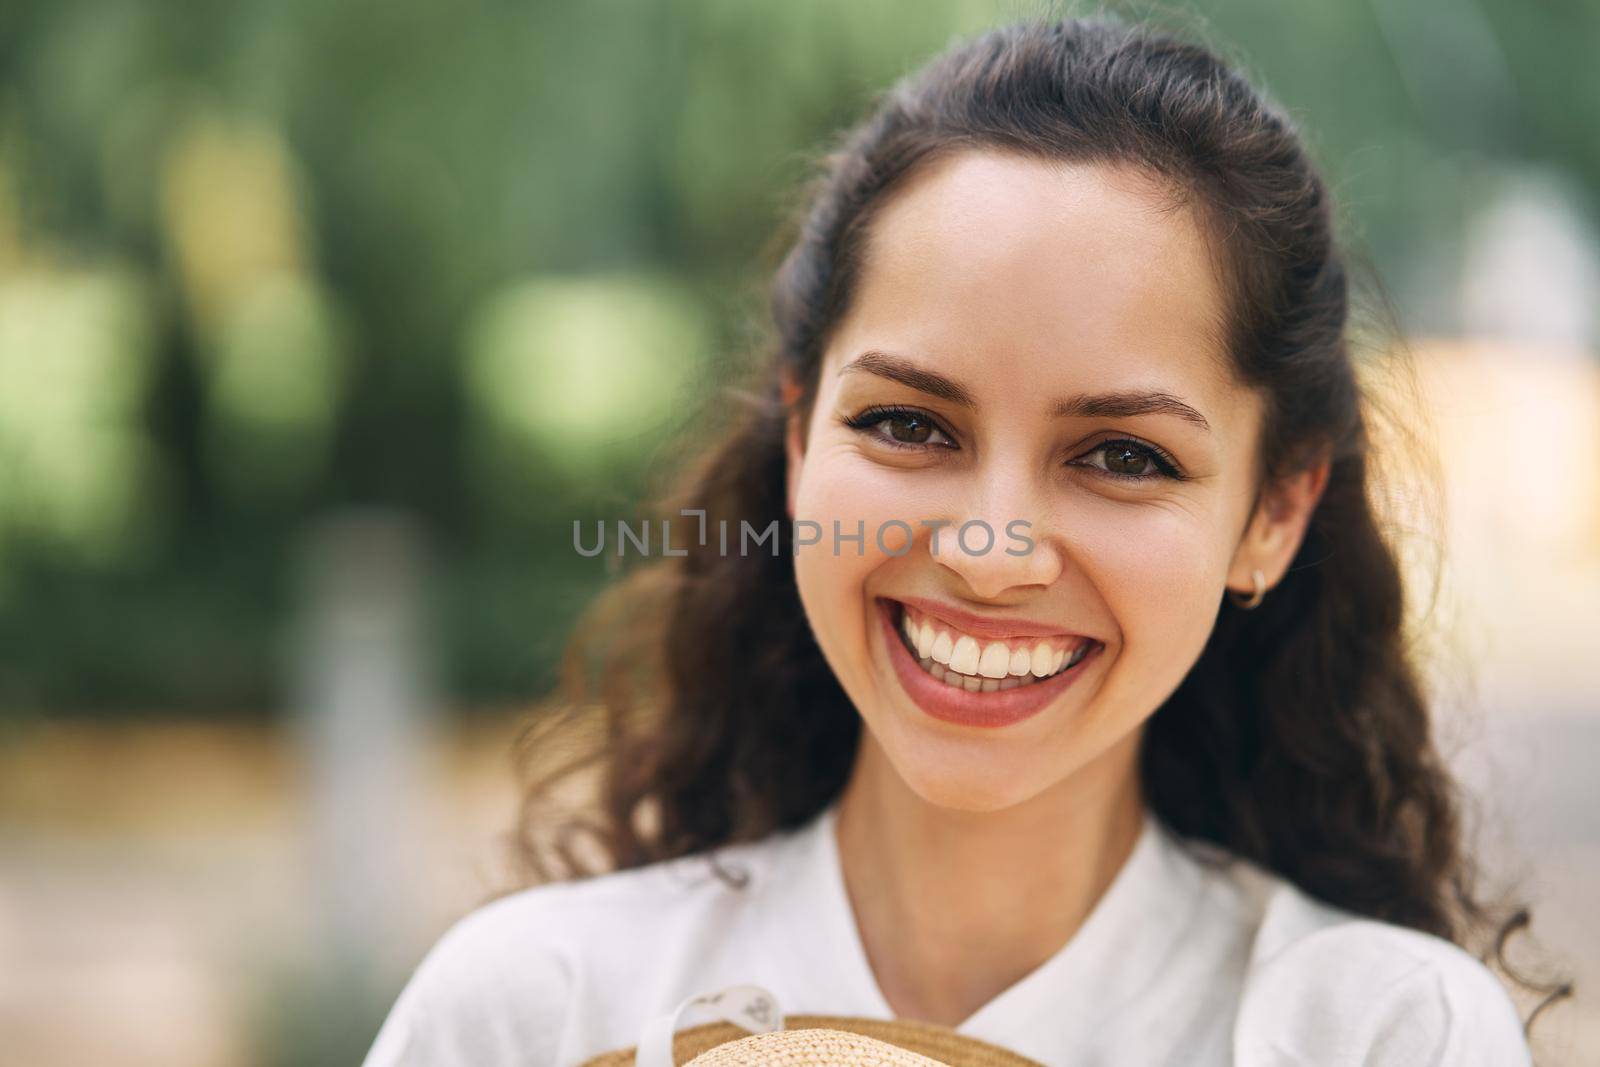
871;722;1053;814
901;766;1044;814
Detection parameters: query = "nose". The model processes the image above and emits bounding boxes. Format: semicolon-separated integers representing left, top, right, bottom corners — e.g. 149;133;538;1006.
929;464;1065;601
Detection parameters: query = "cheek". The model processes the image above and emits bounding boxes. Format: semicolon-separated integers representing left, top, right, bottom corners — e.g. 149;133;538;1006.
1070;500;1226;655
793;451;936;550
791;449;922;666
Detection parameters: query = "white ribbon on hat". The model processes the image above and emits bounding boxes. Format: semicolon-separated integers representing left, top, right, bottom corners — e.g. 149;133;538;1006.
636;984;785;1067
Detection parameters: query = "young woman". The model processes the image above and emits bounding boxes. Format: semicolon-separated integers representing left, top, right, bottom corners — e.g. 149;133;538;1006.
366;16;1557;1066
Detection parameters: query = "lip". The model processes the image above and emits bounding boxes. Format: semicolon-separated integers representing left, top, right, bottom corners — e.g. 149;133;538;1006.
875;598;1101;729
892;594;1093;641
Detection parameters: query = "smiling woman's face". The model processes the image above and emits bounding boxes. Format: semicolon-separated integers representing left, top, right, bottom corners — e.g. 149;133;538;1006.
786;151;1275;813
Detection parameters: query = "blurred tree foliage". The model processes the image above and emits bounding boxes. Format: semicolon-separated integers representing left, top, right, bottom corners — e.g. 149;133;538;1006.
0;0;1594;717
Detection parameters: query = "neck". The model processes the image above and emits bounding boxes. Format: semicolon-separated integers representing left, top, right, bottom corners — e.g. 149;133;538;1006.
832;730;1145;1028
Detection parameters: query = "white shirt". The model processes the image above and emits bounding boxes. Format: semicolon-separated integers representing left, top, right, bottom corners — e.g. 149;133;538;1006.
363;800;1530;1066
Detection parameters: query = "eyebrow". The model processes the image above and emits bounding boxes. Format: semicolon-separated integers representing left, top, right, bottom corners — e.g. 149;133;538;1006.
839;349;1213;433
1049;391;1212;432
841;349;974;406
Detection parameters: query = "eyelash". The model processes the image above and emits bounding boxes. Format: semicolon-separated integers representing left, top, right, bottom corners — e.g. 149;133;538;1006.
1084;438;1187;482
839;404;1188;483
841;405;958;450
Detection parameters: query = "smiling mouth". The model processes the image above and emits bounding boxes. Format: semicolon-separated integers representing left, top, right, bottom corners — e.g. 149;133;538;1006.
888;599;1098;694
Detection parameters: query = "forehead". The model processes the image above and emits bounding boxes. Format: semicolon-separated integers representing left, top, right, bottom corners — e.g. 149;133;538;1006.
829;151;1237;404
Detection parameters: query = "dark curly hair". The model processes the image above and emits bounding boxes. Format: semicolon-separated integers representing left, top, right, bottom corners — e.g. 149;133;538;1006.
508;14;1569;1035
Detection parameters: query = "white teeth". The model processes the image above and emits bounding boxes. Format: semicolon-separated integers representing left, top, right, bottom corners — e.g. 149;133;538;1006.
1030;644;1055;677
978;642;1011;679
1008;648;1032;676
897;605;1095;693
948;635;981;676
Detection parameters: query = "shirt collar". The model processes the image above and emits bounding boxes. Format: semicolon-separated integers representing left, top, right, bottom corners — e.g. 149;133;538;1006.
749;796;1209;1060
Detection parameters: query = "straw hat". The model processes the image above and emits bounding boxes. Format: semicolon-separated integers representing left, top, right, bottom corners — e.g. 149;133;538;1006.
580;1014;1043;1067
687;1026;947;1065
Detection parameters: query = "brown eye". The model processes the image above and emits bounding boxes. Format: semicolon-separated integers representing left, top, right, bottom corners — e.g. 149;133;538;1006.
841;405;956;449
885;413;934;444
1103;443;1150;476
1071;438;1182;482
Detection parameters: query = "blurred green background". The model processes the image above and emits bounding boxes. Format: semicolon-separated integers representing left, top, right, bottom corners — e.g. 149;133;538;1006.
2;0;1596;718
2;1;1598;1065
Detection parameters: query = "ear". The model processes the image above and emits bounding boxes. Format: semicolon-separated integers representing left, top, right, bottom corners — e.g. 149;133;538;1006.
1226;452;1332;599
781;370;806;520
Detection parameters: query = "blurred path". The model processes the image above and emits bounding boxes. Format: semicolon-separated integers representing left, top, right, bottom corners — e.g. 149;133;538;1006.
0;717;522;1067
